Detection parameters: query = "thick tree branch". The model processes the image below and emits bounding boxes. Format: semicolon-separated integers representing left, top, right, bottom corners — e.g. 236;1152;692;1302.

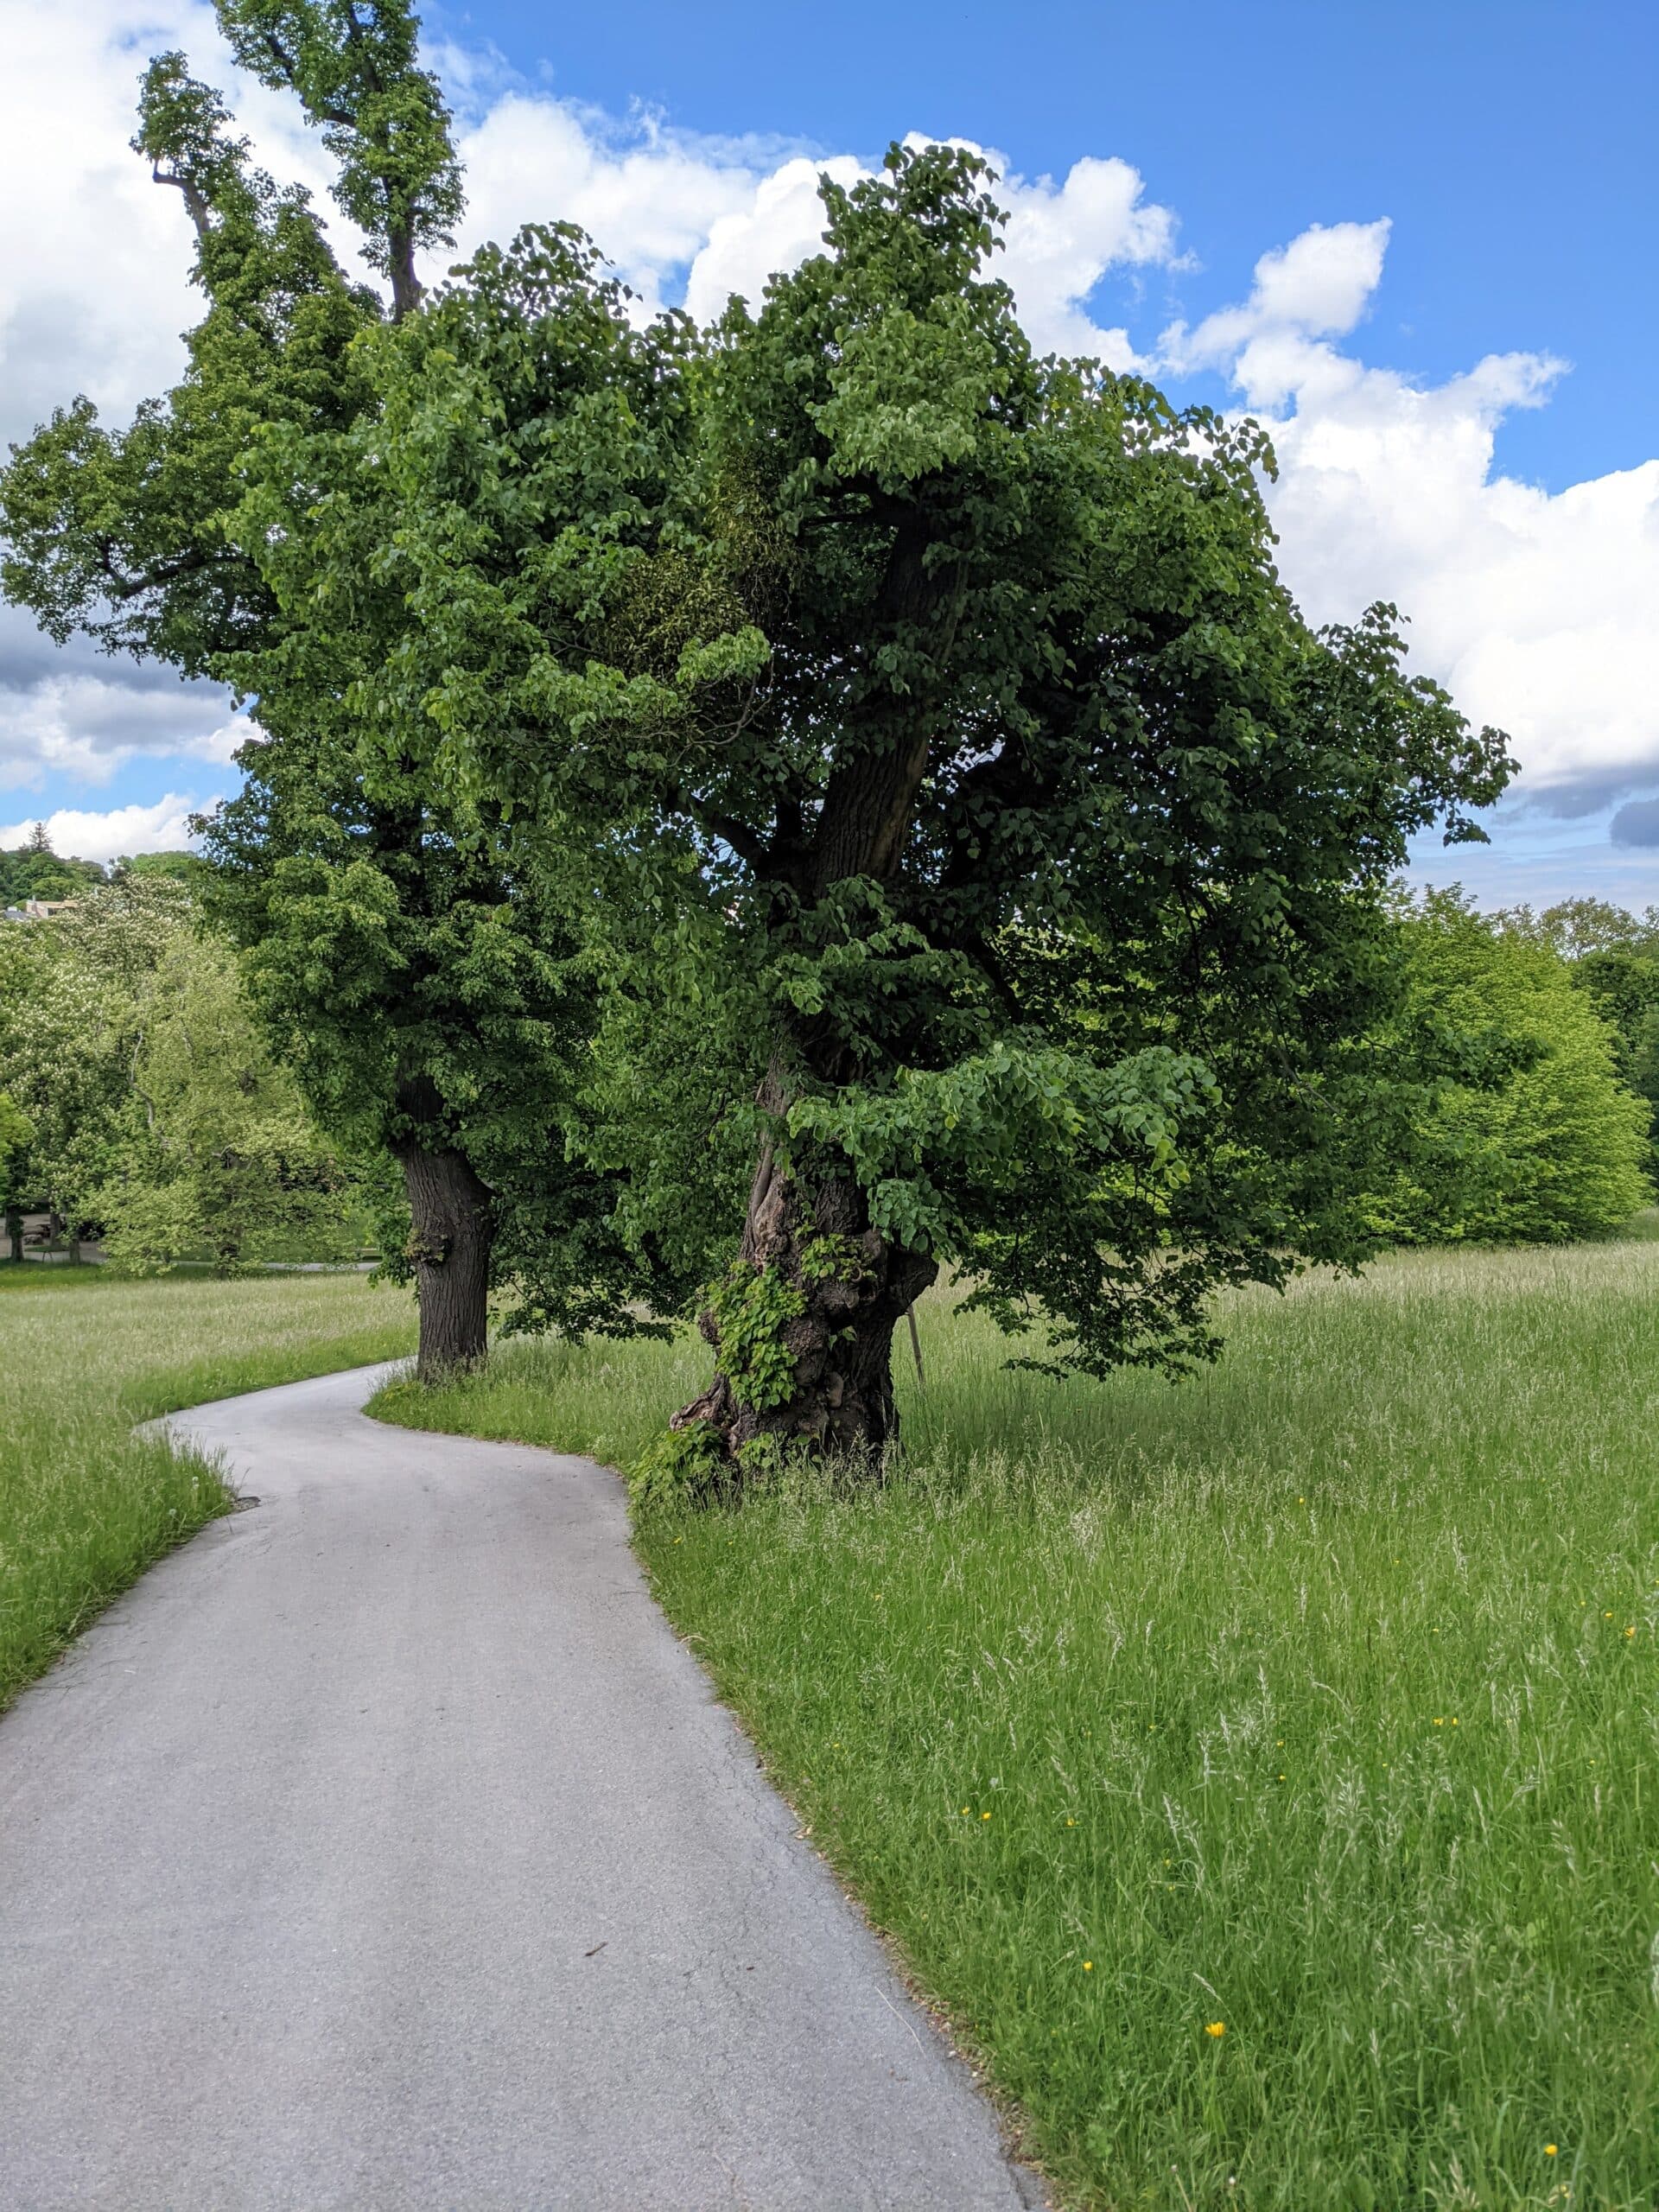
151;167;213;247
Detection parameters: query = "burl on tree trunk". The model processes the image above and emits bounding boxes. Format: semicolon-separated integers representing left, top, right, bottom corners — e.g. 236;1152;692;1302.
399;1141;492;1380
672;1133;936;1465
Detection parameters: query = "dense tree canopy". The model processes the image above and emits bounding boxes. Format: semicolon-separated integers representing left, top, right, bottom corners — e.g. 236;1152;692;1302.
0;2;684;1371
0;878;361;1269
1359;892;1650;1244
1497;898;1659;1173
3;3;1520;1456
0;830;105;909
249;143;1513;1465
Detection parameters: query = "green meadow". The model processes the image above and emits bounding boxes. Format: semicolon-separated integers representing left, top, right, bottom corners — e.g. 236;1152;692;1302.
378;1234;1659;2209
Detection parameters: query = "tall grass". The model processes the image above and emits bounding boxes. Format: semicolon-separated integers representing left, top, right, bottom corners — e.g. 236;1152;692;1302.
0;1268;416;1707
380;1238;1659;2209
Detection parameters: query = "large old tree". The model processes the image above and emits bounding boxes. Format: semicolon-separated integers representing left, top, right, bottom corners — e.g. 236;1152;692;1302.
2;0;1514;1437
269;146;1512;1468
0;3;677;1373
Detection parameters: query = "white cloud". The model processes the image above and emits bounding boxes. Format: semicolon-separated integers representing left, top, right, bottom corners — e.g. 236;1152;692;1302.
3;3;1656;844
0;0;343;798
0;793;202;864
0;0;338;456
1174;221;1659;807
0;607;250;792
0;17;1181;795
676;137;1178;365
1160;219;1391;396
992;150;1177;367
681;153;866;324
454;96;767;315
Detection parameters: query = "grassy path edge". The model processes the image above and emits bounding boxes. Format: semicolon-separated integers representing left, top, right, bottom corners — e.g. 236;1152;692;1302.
363;1254;1659;2209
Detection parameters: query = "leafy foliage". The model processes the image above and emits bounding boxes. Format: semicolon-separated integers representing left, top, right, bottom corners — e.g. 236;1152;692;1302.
0;2;699;1360
0;885;161;1229
0;830;105;908
707;1260;807;1410
626;1419;727;1517
1359;891;1650;1244
94;926;355;1273
308;144;1511;1412
0;878;363;1268
0;20;1521;1422
209;0;463;314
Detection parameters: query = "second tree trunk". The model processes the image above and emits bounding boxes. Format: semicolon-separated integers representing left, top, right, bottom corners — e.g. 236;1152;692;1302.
399;1142;493;1381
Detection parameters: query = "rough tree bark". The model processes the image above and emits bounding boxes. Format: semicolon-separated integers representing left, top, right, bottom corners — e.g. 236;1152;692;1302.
672;529;958;1468
387;226;424;323
398;1140;492;1380
672;1122;938;1465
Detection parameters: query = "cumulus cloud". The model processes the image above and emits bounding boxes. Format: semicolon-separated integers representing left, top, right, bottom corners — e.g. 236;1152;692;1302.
0;0;338;457
1159;219;1392;397
680;153;866;323
1172;221;1659;811
0;610;251;792
0;0;342;799
454;97;1181;361
0;794;202;864
454;97;770;315
676;137;1178;365
1;18;1181;796
3;2;1657;854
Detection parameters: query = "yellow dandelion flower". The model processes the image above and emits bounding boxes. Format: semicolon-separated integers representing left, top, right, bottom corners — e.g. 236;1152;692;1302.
1545;2144;1558;2157
1083;1961;1093;1971
1205;2021;1226;2037
982;1810;991;1821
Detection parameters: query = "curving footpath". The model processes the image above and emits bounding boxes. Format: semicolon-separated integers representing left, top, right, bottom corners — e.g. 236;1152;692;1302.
0;1365;1043;2211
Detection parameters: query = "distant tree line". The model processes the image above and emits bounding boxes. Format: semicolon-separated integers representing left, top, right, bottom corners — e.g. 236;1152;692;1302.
0;827;198;908
1359;891;1652;1247
0;872;370;1271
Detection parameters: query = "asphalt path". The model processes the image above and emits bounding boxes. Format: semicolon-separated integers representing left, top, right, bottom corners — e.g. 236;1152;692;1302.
0;1365;1043;2211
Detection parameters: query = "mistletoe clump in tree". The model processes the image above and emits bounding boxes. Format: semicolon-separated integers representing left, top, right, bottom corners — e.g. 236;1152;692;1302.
320;146;1510;1471
0;3;682;1374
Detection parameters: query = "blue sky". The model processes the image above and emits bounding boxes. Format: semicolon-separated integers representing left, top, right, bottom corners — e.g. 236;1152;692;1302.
3;0;1657;905
463;0;1653;495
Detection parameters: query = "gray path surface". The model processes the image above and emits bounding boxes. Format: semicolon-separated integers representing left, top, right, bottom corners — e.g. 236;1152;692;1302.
0;1366;1043;2212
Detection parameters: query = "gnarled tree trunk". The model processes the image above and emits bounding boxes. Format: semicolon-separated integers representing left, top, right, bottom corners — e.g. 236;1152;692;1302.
398;1141;492;1381
674;522;958;1470
672;1126;936;1466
